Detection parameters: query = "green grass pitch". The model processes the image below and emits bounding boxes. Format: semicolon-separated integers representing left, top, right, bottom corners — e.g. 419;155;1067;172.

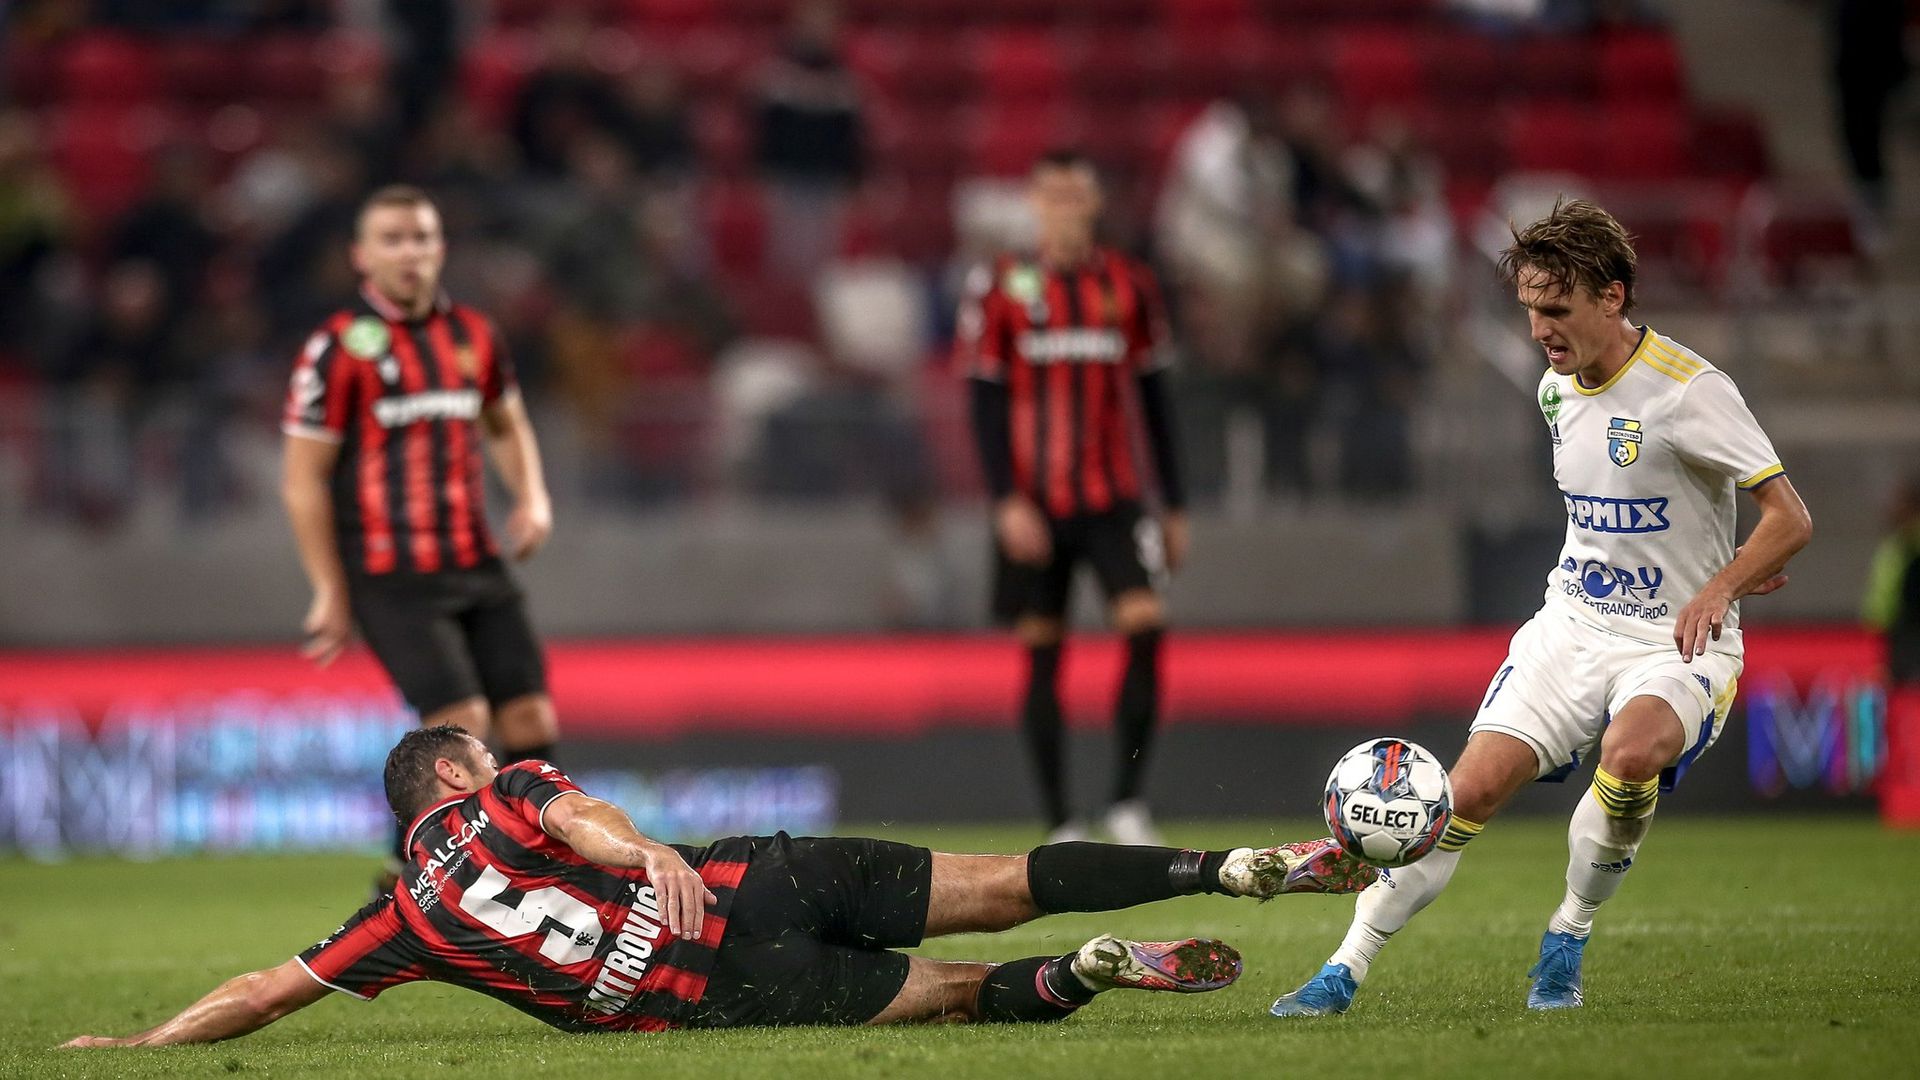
4;816;1918;1079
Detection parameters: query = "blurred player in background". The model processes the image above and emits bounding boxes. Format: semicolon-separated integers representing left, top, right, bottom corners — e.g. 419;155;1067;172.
959;150;1188;846
1270;199;1813;1016
61;726;1376;1044
281;185;561;881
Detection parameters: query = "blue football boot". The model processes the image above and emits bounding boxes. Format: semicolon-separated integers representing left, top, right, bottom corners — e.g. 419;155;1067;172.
1526;930;1586;1009
1268;962;1358;1017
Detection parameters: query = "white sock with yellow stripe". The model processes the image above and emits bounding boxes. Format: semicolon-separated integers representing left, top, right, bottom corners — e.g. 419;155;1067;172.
1549;767;1657;939
1328;815;1484;983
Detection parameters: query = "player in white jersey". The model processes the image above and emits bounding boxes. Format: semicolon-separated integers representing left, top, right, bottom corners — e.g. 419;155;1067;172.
1270;199;1813;1015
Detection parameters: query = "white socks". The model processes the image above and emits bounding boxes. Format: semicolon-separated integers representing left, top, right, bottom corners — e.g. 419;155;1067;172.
1547;785;1653;939
1328;847;1463;982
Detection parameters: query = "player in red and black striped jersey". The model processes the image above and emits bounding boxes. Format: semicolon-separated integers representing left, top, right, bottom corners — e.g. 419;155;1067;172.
957;150;1188;846
281;186;560;838
62;726;1382;1046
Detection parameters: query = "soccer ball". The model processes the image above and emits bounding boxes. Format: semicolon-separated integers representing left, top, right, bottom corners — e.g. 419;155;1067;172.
1323;738;1453;868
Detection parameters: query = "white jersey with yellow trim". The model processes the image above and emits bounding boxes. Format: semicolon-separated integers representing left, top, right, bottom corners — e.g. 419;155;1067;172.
1536;326;1784;652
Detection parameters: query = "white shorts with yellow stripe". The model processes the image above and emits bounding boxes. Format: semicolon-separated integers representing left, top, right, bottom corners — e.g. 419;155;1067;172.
1468;605;1741;791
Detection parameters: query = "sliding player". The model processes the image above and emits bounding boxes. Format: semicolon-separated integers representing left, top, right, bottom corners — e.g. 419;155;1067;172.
1270;199;1812;1015
63;726;1377;1044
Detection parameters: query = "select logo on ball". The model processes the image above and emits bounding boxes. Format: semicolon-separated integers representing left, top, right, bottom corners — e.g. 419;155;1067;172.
1345;803;1423;831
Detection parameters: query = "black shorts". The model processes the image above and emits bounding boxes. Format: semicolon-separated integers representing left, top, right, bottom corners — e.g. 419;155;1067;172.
346;559;548;717
690;833;934;1029
992;502;1163;623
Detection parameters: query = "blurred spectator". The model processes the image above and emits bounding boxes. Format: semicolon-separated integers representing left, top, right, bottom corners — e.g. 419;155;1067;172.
41;261;175;525
253;135;370;338
320;69;404;184
1344;115;1455;310
110;146;219;326
0;111;73;357
616;64;697;180
1155;97;1328;502
512;12;632;177
385;0;461;139
1864;477;1920;685
1818;0;1911;249
753;0;867;280
1867;476;1920;825
1323;284;1425;500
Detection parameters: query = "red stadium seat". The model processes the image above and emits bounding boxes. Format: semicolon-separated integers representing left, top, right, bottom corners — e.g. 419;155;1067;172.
247;34;326;100
618;0;722;37
158;38;233;104
674;30;763;100
461;30;537;126
1424;106;1509;184
871;103;966;182
889;30;975;104
704;181;769;279
1598;31;1685;104
4;39;58;106
1690;107;1771;183
1417;30;1505;105
47;105;169;219
1504;103;1603;176
1596;105;1688;180
57;32;162;106
976;31;1066;103
1331;27;1425;116
1163;0;1256;35
1509;34;1598;101
1261;0;1434;23
967;105;1088;177
1067;28;1169;104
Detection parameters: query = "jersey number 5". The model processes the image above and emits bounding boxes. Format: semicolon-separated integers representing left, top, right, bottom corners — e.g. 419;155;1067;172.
459;864;605;965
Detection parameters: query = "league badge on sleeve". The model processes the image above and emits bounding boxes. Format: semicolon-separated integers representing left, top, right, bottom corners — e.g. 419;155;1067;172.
1607;417;1643;467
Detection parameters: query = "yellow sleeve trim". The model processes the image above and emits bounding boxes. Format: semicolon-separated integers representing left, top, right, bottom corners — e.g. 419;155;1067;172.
1641;353;1695;383
1645;337;1704;373
1738;464;1785;489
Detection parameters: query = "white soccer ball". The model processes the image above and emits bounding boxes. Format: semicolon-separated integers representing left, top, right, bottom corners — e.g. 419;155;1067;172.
1322;738;1454;868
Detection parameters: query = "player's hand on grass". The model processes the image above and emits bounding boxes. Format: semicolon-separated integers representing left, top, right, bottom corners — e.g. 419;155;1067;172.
640;842;717;940
1161;510;1189;573
58;1036;132;1049
507;494;553;561
301;587;352;667
996;494;1051;565
1673;587;1733;662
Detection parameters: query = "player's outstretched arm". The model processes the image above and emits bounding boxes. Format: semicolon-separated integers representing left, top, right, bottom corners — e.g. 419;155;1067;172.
60;958;329;1049
1673;476;1813;660
541;792;717;939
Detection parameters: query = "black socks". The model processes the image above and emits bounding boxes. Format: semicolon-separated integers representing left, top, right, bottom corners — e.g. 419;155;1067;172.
1026;841;1234;913
1112;628;1162;803
1022;642;1068;827
976;954;1090;1022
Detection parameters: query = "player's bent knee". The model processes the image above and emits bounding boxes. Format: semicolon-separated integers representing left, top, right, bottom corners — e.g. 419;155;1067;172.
1017;617;1066;648
1110;591;1163;635
1447;733;1542;824
868;958;989;1025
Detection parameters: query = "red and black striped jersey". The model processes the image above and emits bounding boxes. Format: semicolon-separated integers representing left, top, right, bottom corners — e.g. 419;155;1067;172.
281;284;515;576
296;762;751;1032
956;248;1173;519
